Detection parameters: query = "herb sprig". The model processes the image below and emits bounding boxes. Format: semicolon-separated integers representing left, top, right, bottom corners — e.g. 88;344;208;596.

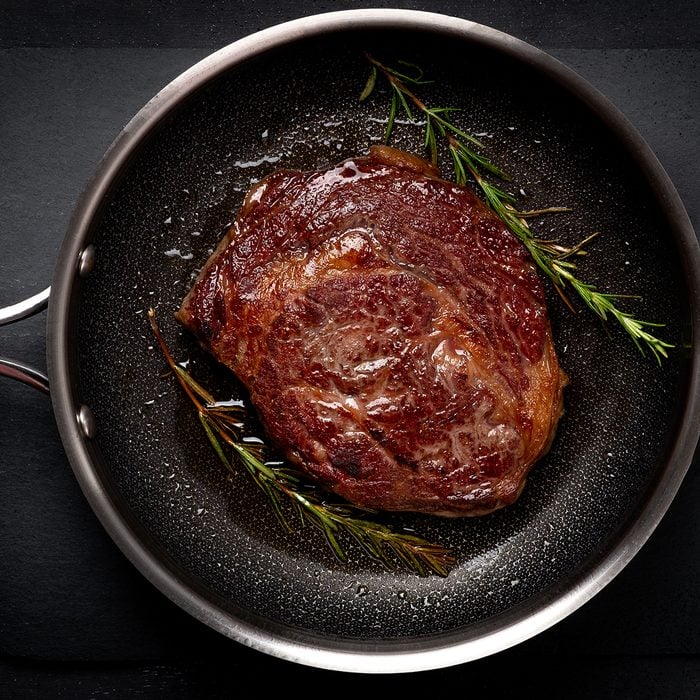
361;55;673;363
148;308;455;577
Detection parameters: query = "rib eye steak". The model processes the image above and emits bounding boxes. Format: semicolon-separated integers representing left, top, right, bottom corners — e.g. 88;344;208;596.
177;145;567;516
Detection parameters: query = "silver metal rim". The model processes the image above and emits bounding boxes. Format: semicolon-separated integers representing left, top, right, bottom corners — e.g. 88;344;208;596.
45;8;700;673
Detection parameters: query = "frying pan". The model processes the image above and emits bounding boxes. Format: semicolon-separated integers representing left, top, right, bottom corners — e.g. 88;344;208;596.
1;9;698;674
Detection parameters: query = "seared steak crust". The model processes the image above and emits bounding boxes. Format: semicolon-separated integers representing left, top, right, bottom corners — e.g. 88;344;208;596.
177;146;567;516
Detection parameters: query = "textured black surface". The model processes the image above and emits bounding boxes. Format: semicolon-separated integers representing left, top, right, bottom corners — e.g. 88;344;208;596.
1;0;699;695
74;29;688;641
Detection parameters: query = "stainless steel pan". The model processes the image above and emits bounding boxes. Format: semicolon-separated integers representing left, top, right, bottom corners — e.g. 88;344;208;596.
2;9;698;673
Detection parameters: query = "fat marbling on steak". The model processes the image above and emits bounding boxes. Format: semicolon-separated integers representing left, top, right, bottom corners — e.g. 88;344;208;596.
177;145;568;516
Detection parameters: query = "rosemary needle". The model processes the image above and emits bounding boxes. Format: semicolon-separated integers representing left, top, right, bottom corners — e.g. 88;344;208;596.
148;308;455;577
361;55;673;364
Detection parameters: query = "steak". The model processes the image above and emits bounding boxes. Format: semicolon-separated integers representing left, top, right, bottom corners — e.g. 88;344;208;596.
177;145;567;516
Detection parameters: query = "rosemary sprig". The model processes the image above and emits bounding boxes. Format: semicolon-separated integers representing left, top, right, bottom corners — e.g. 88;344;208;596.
361;55;673;363
148;308;455;577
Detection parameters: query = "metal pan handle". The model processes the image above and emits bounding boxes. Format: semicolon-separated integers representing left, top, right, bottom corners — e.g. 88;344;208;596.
0;287;51;394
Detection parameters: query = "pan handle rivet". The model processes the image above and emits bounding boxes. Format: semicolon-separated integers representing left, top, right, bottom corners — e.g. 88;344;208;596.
77;404;97;439
78;245;96;278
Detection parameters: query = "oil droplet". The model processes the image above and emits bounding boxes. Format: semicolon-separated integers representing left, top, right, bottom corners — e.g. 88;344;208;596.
164;248;193;260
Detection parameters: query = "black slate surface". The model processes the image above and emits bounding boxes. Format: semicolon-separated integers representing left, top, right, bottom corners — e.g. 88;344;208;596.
1;1;699;696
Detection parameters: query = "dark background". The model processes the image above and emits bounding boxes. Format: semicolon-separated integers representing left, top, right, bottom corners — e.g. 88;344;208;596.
1;1;698;696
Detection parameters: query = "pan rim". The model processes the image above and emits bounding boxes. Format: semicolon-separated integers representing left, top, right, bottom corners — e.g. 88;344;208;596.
45;8;700;673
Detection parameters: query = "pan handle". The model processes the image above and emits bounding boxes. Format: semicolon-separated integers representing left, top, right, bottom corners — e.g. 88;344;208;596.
0;286;51;394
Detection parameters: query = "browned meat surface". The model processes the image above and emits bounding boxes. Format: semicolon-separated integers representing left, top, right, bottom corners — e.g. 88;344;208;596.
177;146;567;516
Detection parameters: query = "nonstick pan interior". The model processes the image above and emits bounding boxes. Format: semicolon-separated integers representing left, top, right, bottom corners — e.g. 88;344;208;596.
48;12;699;673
